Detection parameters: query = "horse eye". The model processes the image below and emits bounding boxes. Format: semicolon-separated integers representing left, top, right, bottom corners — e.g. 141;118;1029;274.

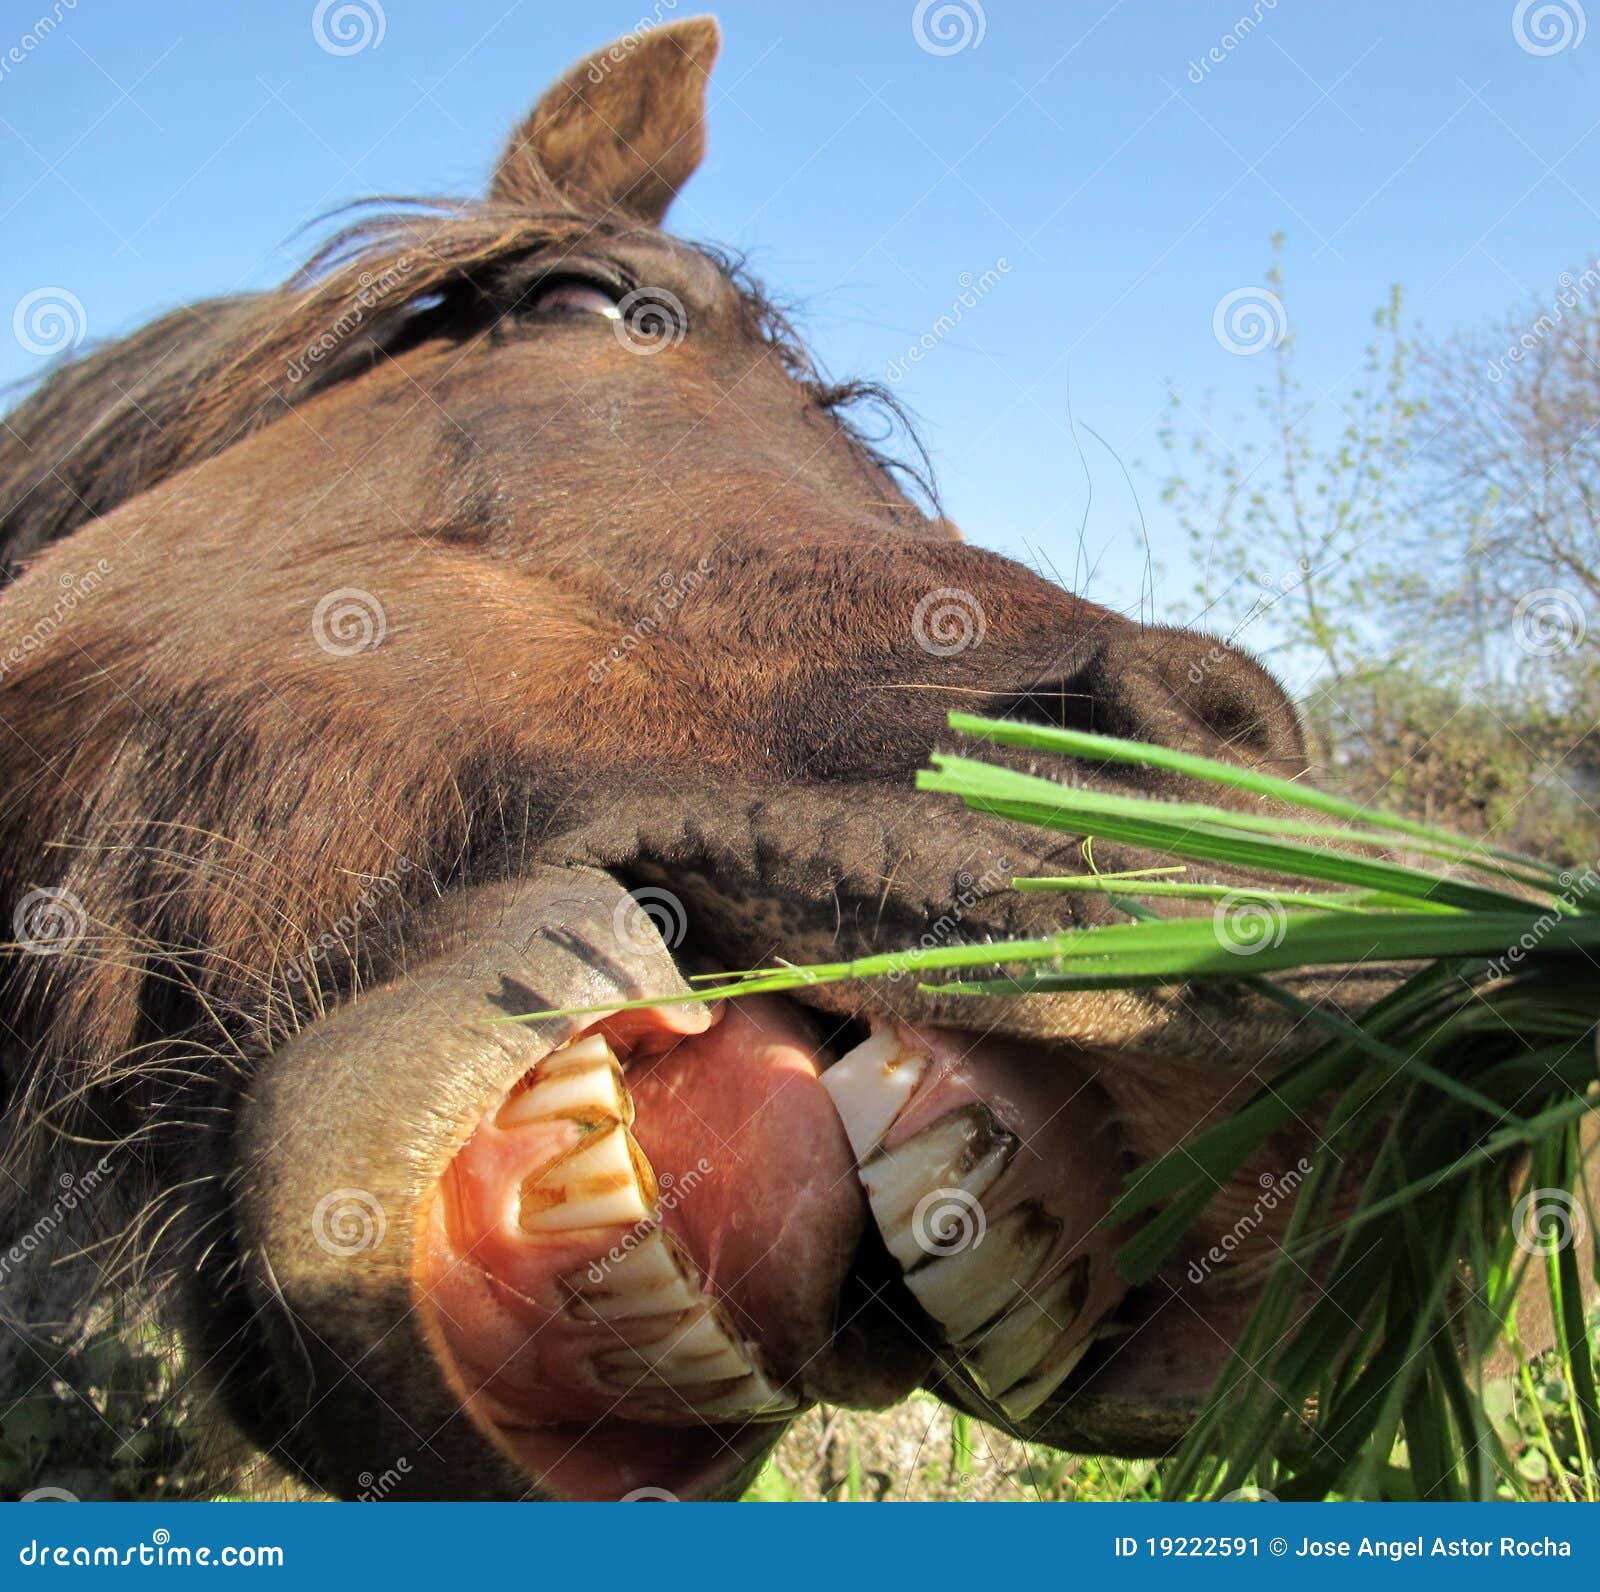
523;277;622;319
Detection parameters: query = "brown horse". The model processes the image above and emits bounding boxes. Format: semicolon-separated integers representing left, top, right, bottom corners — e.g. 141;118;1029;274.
0;18;1386;1500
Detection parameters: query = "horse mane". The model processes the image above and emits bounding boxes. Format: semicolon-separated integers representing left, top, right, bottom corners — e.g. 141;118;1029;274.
0;200;934;584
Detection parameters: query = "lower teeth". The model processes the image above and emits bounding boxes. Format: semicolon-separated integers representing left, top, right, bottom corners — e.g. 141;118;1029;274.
520;1121;656;1232
567;1230;704;1321
505;1031;797;1424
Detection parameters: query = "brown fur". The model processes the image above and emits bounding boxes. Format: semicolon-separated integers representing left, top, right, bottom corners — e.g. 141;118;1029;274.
491;18;719;219
0;17;1328;1493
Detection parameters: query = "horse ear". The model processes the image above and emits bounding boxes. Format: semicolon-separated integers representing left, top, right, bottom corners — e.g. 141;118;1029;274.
490;17;720;224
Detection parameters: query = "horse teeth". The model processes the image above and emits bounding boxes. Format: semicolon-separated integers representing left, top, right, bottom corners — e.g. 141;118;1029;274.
576;1307;691;1345
598;1304;755;1386
574;1273;701;1320
600;1300;731;1369
903;1203;1058;1341
618;1364;798;1422
534;1104;799;1422
990;1336;1093;1422
548;1032;615;1067
497;1032;630;1129
859;1106;1015;1268
575;1240;798;1419
603;1343;753;1387
820;1029;1124;1424
958;1260;1093;1415
671;1368;798;1421
820;1025;928;1159
519;1122;655;1232
564;1227;703;1320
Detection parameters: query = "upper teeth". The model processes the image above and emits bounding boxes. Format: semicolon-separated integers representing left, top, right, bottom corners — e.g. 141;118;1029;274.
822;1024;1110;1422
819;1024;929;1160
958;1257;1095;1418
499;1018;1111;1432
859;1104;1015;1268
904;1204;1058;1342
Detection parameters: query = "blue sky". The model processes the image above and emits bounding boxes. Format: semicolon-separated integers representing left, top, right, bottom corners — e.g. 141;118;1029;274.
3;0;1598;629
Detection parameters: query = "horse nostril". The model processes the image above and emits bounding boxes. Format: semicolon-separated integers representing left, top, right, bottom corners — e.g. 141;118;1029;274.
1000;675;1102;737
1004;628;1306;775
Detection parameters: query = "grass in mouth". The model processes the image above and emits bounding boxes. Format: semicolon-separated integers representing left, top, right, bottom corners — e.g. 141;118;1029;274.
513;713;1600;1502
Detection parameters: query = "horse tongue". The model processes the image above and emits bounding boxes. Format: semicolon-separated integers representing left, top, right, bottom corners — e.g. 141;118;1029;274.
822;1023;1130;1420
625;996;890;1401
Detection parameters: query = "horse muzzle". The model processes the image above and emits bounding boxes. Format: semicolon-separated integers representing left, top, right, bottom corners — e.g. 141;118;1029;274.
228;865;1176;1500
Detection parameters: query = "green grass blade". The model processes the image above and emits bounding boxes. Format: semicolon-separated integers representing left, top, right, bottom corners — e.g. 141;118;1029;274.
945;712;1561;881
920;759;1535;910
